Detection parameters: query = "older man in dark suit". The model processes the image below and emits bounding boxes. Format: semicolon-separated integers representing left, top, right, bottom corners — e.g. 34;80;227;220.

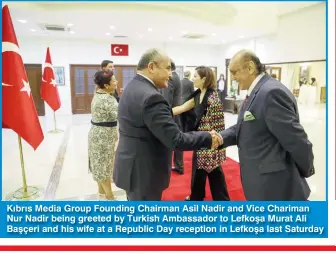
113;48;222;201
161;60;184;174
218;50;314;201
181;70;194;102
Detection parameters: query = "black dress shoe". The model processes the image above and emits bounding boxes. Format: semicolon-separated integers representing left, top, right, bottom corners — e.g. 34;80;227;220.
172;167;184;175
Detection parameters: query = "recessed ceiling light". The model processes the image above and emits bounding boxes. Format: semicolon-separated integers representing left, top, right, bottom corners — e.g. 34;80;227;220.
212;33;216;36
222;40;226;44
239;35;245;39
148;28;153;32
30;29;36;32
105;32;111;36
182;31;187;34
169;36;173;40
17;19;27;23
196;38;201;41
110;26;116;30
69;31;75;34
67;23;74;27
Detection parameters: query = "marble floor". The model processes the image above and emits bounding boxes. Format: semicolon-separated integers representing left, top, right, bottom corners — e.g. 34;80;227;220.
1;103;326;201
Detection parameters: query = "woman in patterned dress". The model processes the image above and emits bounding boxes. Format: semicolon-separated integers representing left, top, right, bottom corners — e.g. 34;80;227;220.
88;70;118;200
173;66;230;201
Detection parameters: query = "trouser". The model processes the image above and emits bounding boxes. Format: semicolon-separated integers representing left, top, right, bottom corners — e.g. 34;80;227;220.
190;166;230;201
173;150;184;172
127;190;163;201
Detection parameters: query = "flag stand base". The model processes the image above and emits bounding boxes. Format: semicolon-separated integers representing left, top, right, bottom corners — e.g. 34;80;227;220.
5;186;45;201
48;129;63;134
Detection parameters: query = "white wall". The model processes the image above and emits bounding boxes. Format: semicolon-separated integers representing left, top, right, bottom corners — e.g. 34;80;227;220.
19;38;220;116
18;2;326;117
220;2;326;92
310;61;326;87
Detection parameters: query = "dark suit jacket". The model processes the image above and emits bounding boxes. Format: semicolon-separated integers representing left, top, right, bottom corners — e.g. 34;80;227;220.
113;74;212;195
161;71;182;127
113;90;119;102
182;78;194;101
220;74;314;201
161;71;182;108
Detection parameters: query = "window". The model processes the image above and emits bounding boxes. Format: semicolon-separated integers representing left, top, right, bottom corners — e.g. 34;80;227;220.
75;69;85;94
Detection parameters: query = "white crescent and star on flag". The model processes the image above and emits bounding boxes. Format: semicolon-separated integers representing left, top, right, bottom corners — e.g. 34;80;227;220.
113;46;122;54
42;62;57;87
2;41;31;97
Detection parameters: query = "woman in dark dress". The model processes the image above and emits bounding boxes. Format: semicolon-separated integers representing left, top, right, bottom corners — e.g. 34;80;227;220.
172;66;230;201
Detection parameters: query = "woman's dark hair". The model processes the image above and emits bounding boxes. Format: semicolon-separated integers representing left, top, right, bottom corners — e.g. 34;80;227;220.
195;66;216;89
94;70;114;89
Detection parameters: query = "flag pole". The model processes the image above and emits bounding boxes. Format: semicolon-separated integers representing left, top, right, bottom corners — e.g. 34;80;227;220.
18;135;28;194
54;111;57;131
4;136;44;200
48;110;63;133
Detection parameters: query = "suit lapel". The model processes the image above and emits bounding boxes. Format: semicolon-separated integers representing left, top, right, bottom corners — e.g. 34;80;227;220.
236;74;270;140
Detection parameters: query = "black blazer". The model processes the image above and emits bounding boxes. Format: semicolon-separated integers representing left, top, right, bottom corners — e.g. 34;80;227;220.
180;88;215;132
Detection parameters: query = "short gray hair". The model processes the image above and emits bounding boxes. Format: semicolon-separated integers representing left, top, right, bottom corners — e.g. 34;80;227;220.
234;49;265;74
137;48;166;71
184;70;191;78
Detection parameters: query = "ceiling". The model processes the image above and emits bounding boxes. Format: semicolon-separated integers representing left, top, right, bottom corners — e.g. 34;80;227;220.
4;1;321;45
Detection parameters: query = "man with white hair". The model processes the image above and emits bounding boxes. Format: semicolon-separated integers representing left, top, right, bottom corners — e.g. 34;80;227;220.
218;49;314;201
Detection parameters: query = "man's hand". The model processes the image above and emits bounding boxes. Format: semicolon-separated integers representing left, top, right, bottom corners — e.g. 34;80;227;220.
209;130;223;149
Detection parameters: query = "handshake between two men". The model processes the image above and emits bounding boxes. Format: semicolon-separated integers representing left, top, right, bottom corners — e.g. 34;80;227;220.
209;130;223;149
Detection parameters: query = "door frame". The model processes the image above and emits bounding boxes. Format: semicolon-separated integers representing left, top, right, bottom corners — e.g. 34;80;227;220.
70;64;100;114
113;65;137;95
70;64;138;114
24;63;45;116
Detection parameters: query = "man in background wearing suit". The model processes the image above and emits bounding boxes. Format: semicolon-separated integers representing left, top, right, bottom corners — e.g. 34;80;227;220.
113;48;222;201
161;60;184;174
218;49;314;201
182;70;194;102
100;60;119;102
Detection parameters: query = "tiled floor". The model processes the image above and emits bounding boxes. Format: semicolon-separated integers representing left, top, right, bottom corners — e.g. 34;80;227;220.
2;103;326;201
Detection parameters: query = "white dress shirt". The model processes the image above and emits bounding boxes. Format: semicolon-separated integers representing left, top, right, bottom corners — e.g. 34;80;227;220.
138;73;156;88
247;73;265;96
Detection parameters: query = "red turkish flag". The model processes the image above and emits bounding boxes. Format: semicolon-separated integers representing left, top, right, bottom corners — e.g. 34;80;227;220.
111;44;129;56
41;47;61;111
2;5;44;150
